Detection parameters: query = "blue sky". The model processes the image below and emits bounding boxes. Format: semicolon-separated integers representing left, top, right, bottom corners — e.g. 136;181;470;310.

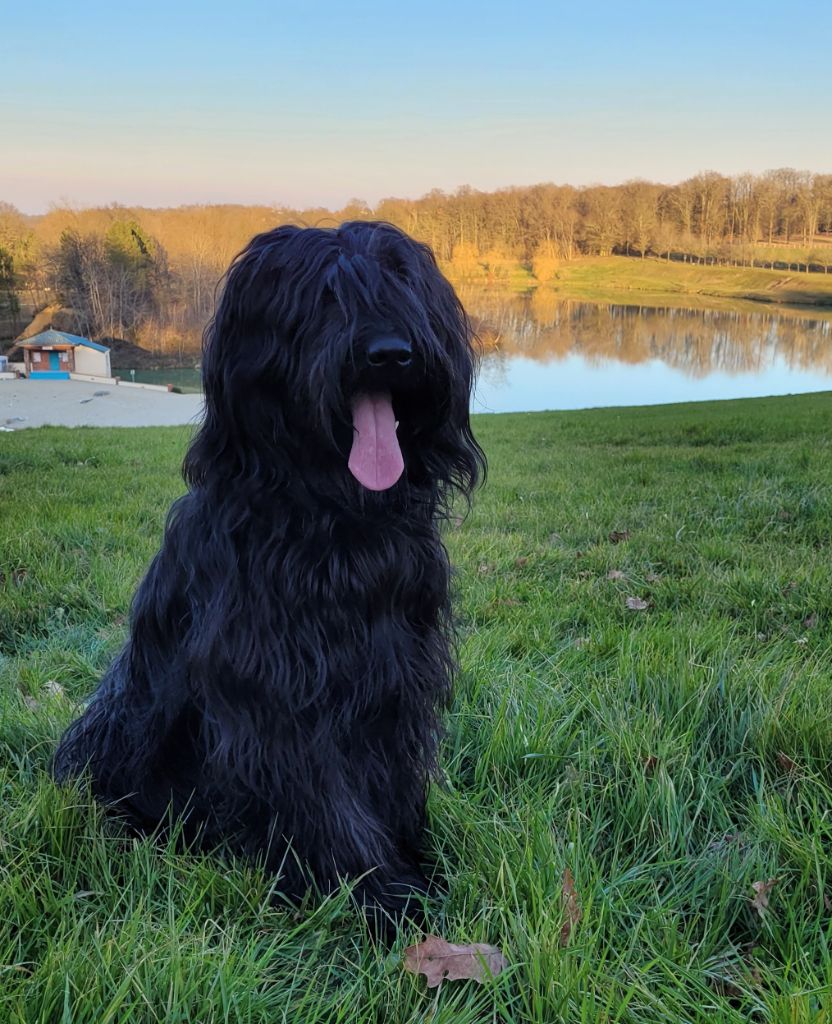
3;0;830;213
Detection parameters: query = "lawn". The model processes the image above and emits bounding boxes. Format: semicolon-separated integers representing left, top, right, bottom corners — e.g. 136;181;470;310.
445;255;832;313
546;257;832;311
1;394;831;1022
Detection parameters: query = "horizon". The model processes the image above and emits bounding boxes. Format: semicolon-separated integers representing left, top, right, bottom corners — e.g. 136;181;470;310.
7;164;831;219
4;0;831;215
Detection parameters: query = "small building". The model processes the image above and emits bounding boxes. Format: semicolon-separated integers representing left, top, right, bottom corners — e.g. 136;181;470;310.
18;330;111;380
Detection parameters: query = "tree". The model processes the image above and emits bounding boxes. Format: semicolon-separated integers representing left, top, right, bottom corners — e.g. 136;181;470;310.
50;220;171;341
531;241;559;282
0;246;20;336
579;187;621;256
621;181;661;257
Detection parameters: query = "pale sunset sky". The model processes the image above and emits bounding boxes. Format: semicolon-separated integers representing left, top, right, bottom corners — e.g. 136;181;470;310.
3;0;830;213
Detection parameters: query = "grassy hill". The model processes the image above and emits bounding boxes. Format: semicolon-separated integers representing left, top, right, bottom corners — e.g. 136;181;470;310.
446;255;832;314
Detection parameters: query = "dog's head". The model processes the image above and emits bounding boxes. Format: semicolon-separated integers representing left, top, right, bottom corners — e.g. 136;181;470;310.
186;221;485;508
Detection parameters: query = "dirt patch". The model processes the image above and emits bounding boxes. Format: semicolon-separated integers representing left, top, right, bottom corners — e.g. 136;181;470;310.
101;337;199;370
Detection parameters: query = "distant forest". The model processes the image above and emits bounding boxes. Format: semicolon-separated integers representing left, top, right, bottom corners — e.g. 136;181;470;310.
1;168;831;353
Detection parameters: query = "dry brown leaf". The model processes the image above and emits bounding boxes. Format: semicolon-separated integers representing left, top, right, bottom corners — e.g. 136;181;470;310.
708;832;742;852
477;562;494;576
626;596;649;611
403;936;507;988
606;570;626;581
776;751;798;774
803;613;818;629
782;580;798;595
609;530;630;544
750;878;778;917
709;976;745;999
44;680;66;699
645;572;662;584
642;755;659;773
514;556;529;569
560;867;582;945
823;892;831;913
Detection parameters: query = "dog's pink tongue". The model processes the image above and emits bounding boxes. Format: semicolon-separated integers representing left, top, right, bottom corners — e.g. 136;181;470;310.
348;392;404;491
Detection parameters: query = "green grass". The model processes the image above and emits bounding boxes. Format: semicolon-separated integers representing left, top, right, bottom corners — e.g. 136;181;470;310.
547;258;832;311
2;395;832;1022
448;256;832;313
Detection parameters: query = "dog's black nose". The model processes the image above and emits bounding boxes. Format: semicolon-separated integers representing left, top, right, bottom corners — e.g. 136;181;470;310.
367;336;412;368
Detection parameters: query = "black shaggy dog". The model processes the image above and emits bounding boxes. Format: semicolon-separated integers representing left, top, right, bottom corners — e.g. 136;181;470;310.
53;221;485;933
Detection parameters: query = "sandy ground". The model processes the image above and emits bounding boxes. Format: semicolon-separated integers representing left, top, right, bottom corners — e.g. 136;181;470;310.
0;379;204;430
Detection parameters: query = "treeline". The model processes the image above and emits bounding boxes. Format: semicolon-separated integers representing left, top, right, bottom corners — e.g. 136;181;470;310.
1;168;831;351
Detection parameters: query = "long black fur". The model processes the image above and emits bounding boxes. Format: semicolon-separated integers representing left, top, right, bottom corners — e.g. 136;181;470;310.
52;221;485;931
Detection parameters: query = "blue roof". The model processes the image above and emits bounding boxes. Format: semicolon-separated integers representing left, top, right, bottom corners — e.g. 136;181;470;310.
21;329;109;353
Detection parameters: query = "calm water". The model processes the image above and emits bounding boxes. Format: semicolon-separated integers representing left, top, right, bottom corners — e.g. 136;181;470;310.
467;294;832;413
128;297;832;413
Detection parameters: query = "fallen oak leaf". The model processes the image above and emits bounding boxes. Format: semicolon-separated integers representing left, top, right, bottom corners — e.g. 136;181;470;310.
403;936;507;988
626;596;649;611
608;530;630;544
776;751;798;774
750;878;778;917
560;867;582;946
709;976;745;999
514;556;529;569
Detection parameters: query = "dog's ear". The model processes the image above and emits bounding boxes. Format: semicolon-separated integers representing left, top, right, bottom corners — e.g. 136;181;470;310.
183;228;305;487
406;249;487;506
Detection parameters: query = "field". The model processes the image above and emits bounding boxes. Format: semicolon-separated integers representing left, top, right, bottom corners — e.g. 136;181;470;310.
444;256;832;314
546;257;832;310
1;394;832;1022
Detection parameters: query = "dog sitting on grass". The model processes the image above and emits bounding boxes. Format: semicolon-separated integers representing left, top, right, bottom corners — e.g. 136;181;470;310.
52;221;485;935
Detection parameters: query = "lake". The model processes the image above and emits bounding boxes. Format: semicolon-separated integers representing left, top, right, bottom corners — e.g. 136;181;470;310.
127;296;832;413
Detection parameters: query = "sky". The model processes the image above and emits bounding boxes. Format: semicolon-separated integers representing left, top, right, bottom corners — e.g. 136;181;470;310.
3;0;831;214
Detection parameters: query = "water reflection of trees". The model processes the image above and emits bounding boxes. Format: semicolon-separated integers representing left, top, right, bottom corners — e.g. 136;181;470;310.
463;291;832;378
